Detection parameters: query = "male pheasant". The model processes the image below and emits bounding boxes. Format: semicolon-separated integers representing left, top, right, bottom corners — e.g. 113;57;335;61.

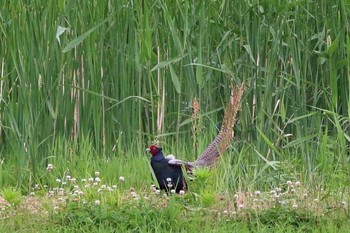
147;84;244;193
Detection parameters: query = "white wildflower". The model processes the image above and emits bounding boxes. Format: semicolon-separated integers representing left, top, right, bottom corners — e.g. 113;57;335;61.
46;164;54;171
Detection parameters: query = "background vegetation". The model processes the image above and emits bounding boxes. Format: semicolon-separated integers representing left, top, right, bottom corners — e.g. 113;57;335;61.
0;0;349;231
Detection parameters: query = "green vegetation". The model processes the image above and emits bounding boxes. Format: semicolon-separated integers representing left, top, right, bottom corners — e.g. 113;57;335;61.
0;0;349;232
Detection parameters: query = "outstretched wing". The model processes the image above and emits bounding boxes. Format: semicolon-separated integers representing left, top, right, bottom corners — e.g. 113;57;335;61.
168;158;194;169
194;83;245;167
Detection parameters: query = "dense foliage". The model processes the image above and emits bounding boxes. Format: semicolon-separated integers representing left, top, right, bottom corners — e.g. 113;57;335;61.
0;0;349;194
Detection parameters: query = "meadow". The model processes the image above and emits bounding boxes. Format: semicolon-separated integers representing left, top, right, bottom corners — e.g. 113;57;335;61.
0;0;349;232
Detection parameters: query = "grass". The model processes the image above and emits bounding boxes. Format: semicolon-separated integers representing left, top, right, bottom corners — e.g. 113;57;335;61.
0;146;349;232
0;0;350;231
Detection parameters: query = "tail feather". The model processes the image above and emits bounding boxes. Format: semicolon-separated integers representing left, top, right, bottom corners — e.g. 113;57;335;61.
194;83;245;167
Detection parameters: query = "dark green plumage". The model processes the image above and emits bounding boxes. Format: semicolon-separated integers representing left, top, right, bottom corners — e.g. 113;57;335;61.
149;146;187;193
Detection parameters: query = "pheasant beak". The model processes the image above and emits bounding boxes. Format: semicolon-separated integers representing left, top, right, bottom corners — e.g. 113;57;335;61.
145;148;150;152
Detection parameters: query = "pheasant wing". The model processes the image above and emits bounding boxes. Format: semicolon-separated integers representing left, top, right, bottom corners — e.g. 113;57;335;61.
168;158;194;169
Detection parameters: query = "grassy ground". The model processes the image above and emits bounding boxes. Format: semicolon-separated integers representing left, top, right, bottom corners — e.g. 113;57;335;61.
0;150;349;232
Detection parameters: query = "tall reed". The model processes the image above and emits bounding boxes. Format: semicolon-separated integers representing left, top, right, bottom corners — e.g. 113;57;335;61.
0;0;348;188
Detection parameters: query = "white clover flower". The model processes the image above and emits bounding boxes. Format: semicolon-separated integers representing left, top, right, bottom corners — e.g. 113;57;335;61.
170;189;176;194
29;192;35;196
101;185;107;189
131;192;138;198
78;191;84;196
93;182;98;186
56;179;61;183
46;164;54;171
295;181;301;187
88;177;94;182
179;190;185;195
95;171;100;177
73;185;79;190
156;190;161;195
167;183;173;188
95;200;101;205
81;178;87;182
34;184;40;190
48;191;55;197
119;176;125;182
112;185;117;189
254;190;261;196
54;206;59;211
286;180;292;186
292;204;298;208
95;177;101;182
290;188;296;194
166;178;172;182
70;178;77;183
66;175;71;180
275;187;282;193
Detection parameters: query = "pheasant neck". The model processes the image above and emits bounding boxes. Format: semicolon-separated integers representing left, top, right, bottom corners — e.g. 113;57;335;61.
151;152;165;161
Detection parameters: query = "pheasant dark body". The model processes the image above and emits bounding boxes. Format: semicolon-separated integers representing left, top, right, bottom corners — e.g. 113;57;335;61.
147;84;245;193
150;147;186;193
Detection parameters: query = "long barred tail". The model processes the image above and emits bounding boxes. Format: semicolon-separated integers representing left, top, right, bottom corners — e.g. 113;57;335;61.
194;83;245;167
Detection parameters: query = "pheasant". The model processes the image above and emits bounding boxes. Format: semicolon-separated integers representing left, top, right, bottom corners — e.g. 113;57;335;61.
147;84;244;193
